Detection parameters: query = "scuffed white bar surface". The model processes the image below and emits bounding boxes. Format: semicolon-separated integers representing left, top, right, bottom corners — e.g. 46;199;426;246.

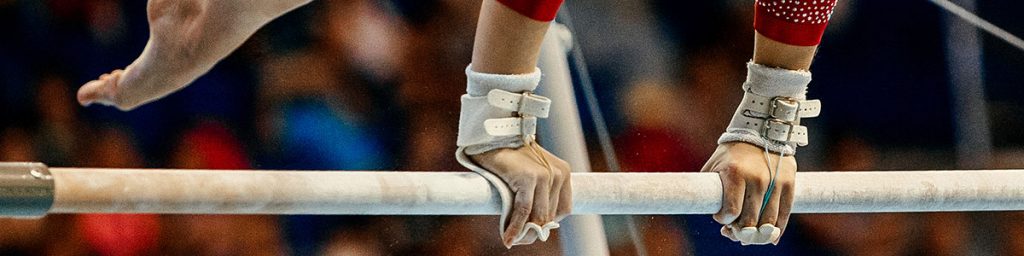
47;168;1024;215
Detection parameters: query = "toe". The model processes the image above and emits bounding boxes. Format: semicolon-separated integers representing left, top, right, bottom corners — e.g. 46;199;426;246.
77;79;108;106
78;70;125;107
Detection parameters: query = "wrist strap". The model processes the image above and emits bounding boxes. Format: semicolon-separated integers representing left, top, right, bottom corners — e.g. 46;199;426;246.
727;93;820;146
457;66;551;154
457;89;551;148
718;62;820;155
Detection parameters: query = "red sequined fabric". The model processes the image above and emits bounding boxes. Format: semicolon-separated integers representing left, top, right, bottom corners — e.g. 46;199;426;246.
754;0;838;46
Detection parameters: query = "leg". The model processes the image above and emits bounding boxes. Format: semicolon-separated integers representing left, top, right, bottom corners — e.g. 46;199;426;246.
77;0;312;110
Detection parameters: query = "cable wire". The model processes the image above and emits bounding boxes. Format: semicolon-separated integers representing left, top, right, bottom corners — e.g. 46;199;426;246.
557;8;646;256
928;0;1024;52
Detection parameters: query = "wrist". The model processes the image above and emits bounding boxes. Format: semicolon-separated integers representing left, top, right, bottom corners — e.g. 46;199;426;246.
718;61;821;156
718;132;796;155
457;65;550;152
464;137;525;155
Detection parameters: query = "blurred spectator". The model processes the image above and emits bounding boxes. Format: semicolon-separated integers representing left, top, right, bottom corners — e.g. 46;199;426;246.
0;127;48;255
798;136;915;256
159;121;286;256
612;82;697;255
616;81;705;173
256;2;400;254
75;126;161;256
393;0;477;171
987;151;1024;256
257;2;391;170
34;73;82;167
798;135;970;256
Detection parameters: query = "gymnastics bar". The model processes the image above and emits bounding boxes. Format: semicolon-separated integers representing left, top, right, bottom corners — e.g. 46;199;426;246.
1;162;1023;217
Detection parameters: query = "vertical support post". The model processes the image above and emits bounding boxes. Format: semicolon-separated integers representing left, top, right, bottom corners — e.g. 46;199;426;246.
941;1;991;254
536;23;611;256
943;0;992;170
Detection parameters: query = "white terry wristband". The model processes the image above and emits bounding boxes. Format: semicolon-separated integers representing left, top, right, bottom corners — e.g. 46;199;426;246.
457;65;549;155
718;62;821;155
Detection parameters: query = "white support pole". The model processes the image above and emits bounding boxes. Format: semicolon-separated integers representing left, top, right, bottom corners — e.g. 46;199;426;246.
1;167;1018;216
536;23;610;256
941;0;993;170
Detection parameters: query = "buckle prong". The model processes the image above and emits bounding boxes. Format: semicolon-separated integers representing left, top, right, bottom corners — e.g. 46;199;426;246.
762;118;795;142
769;96;801;122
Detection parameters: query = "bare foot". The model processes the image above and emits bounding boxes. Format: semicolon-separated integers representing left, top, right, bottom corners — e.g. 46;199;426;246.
77;0;311;110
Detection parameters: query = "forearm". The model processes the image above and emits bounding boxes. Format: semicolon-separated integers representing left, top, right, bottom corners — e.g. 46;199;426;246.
753;32;817;70
470;0;554;74
708;0;839;246
458;0;571;248
751;0;837;70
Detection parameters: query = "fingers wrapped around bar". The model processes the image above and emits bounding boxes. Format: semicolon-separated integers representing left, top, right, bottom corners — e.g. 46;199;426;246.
456;66;571;248
702;142;796;246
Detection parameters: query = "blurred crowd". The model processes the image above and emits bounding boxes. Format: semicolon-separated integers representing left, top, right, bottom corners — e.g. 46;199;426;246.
1;0;1023;255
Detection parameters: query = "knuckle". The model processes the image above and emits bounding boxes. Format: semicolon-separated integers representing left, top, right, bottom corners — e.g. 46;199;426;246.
779;180;795;191
508;178;530;190
739;216;757;226
514;205;531;215
534;169;551;181
555;159;571;170
721;162;743;174
514;194;532;205
548;171;565;183
741;212;757;223
755;176;771;190
522;170;540;181
560;170;572;183
743;175;763;188
550;168;564;180
540;213;553;222
722;205;741;217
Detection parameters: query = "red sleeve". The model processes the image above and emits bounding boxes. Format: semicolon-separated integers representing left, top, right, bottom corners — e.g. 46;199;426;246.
754;0;838;46
496;0;564;22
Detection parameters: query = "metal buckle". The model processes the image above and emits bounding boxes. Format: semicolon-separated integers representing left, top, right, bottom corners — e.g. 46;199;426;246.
769;96;801;122
762;118;795;142
518;91;532;113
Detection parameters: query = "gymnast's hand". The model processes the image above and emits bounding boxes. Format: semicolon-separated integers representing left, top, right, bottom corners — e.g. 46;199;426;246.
469;144;572;248
701;142;796;245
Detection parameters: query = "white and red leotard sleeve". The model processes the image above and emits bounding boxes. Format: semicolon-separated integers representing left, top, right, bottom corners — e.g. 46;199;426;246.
496;0;564;22
754;0;838;46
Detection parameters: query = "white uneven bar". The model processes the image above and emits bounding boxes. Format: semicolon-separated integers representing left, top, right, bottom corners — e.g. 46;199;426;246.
40;168;1024;215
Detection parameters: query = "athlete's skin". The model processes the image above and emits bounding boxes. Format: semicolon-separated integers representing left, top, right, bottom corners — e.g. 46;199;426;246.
708;32;817;245
76;0;835;248
77;0;314;110
468;0;830;246
466;0;569;247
